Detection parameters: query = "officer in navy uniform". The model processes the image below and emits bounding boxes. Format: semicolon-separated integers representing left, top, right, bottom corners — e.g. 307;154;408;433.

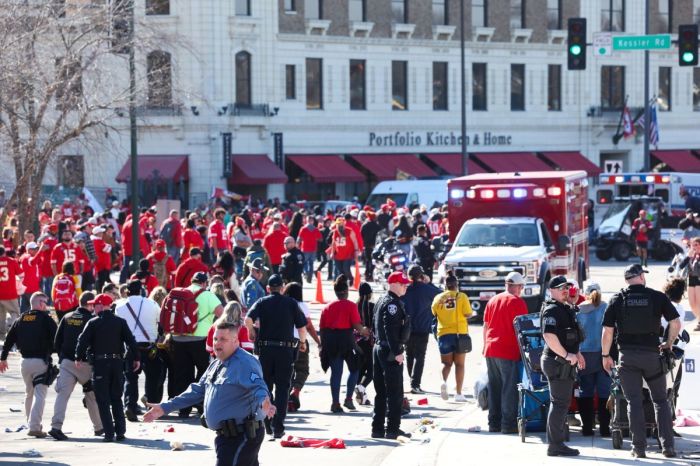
245;274;307;439
279;237;304;285
75;294;140;442
540;276;585;457
371;271;412;440
145;320;275;466
602;264;681;459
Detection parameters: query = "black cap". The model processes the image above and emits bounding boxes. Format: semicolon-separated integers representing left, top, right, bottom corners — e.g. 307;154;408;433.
268;274;283;288
548;275;569;289
192;271;208;284
189;247;201;256
624;264;649;280
251;258;269;271
407;264;424;280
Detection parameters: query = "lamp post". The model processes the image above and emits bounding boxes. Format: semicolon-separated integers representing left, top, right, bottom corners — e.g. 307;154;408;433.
642;0;650;171
460;0;468;176
128;0;139;271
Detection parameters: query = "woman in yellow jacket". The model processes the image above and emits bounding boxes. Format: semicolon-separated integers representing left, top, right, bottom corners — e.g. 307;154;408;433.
431;272;472;402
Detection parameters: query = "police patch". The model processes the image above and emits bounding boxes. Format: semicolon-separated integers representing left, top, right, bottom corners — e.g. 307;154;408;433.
250;372;260;383
544;317;557;326
388;304;398;315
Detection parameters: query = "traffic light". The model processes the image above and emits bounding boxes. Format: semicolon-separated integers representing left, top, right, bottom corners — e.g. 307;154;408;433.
678;24;698;66
567;18;587;70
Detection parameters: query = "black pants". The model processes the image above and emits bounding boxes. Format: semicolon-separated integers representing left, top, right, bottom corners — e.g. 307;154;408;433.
82;271;95;291
316;251;333;279
541;356;574;446
214;426;265;466
357;339;373;387
171;339;209;415
95;269;112;295
258;347;294;434
406;333;429;390
124;347;165;409
93;359;126;438
372;345;403;435
363;248;374;280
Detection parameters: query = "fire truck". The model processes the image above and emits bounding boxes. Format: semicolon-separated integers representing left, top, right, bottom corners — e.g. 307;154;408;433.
443;171;589;317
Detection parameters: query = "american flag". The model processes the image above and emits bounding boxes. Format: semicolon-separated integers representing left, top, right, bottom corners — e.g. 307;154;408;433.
636;101;660;148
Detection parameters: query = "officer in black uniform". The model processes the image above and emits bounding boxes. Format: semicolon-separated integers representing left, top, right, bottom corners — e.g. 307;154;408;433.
75;293;140;442
245;274;307;439
540;276;584;457
279;237;304;285
602;264;680;459
372;271;412;440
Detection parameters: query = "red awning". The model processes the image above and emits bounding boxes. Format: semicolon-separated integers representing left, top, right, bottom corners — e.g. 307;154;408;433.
651;150;700;172
231;154;287;185
538;152;602;176
287;155;365;183
115;155;189;183
472;152;551;173
424;153;486;175
350;154;436;180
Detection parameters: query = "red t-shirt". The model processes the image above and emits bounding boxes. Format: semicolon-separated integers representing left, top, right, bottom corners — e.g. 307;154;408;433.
20;253;41;295
297;225;322;253
482;291;529;361
206;323;254;354
320;299;361;330
208;219;228;251
263;230;287;266
0;256;21;300
39;236;57;278
181;228;204;260
51;242;79;274
632;218;652;242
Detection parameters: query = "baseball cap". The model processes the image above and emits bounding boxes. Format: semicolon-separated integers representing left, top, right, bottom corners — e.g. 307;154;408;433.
624;264;648;280
505;271;525;285
548;275;569;289
88;293;114;307
155;239;166;248
250;258;269;271
26;241;39;250
268;274;283;288
583;280;601;295
192;272;208;284
92;226;105;234
387;271;411;285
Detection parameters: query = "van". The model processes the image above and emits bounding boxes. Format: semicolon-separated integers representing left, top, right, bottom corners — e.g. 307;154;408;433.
366;180;448;211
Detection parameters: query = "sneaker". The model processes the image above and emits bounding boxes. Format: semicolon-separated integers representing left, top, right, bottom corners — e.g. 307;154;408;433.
371;430;385;439
116;434;126;442
547;444;580;457
440;383;448;400
331;402;344;413
630;449;646;458
410;387;425;395
124;407;139;422
28;430;47;438
48;428;68;441
662;449;677;458
273;430;285;439
94;429;104;436
343;398;357;411
454;393;467;403
385;429;412;440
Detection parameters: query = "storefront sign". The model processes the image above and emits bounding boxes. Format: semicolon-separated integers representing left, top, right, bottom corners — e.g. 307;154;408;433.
222;132;232;177
273;132;285;170
368;131;512;148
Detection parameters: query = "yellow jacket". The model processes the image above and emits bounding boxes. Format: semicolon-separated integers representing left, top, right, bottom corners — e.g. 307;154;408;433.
431;290;472;337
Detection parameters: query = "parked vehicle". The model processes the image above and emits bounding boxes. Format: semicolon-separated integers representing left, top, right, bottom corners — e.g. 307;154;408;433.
366;179;448;211
371;236;410;286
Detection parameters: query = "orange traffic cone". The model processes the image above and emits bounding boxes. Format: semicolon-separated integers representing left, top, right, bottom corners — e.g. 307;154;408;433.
352;261;361;290
312;271;326;304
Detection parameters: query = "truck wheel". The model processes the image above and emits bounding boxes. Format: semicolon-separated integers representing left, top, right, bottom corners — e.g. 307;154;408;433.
595;248;611;261
652;242;674;262
613;242;632;261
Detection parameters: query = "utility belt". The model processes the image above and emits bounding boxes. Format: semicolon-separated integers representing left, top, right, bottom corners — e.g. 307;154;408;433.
93;354;123;360
207;416;263;439
257;340;298;349
136;342;160;360
549;355;577;381
375;342;405;361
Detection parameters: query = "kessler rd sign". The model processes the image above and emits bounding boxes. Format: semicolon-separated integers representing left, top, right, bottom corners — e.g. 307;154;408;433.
612;34;672;51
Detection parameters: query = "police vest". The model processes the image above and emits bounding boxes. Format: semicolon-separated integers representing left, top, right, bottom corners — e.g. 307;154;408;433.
618;289;658;337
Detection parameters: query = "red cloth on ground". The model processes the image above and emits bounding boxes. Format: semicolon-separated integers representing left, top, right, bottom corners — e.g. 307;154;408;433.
279;436;346;449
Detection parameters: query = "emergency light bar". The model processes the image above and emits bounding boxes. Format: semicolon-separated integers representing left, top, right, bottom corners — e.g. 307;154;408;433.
461;186;562;200
600;174;671;184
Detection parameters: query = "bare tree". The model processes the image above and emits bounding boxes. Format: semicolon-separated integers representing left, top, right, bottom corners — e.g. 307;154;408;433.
0;0;182;233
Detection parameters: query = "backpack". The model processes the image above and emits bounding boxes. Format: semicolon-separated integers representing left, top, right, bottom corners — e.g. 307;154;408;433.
53;274;78;311
160;220;174;247
153;256;169;288
159;287;205;335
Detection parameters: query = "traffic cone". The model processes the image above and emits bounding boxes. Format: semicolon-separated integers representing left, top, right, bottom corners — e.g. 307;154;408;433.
352;261;361;290
312;271;326;304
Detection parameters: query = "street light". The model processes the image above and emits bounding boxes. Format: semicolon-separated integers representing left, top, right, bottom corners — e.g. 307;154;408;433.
128;0;139;272
459;0;467;176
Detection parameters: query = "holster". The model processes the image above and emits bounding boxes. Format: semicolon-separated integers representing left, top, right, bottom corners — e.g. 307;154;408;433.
554;356;577;380
243;416;259;439
218;419;241;438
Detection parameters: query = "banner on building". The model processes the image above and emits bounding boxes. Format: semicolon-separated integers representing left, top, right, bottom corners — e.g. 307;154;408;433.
273;132;284;171
223;132;232;177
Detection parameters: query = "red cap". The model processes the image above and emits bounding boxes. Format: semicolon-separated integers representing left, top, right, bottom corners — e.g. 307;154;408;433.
155;239;166;248
48;223;59;232
88;294;114;307
387;271;411;285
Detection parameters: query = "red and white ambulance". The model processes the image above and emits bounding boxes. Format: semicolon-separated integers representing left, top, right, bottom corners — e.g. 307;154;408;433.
443;171;590;316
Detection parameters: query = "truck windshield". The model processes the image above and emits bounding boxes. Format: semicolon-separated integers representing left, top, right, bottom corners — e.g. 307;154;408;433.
456;223;539;247
598;203;631;235
366;193;408;210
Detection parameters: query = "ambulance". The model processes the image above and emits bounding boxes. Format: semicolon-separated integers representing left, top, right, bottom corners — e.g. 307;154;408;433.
443;171;589;317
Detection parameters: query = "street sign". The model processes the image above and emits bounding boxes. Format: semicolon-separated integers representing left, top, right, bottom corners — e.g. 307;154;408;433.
612;34;672;51
603;160;624;174
593;32;613;56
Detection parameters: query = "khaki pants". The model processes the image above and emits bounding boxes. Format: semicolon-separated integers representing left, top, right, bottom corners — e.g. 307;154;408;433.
51;359;103;431
21;358;48;432
0;299;20;338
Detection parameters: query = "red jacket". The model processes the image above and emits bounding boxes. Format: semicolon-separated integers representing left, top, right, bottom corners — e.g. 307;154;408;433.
482;291;528;361
263;230;287;266
174;257;208;288
20;253;41;295
92;237;112;272
121;218;150;257
297;225;322;253
39;236;57;278
181;228;204;261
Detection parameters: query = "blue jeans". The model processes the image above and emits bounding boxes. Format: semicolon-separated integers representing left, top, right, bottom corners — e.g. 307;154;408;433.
329;357;358;404
302;252;315;278
579;370;611;399
333;259;352;281
41;276;54;304
119;255;131;284
486;357;520;430
167;246;180;266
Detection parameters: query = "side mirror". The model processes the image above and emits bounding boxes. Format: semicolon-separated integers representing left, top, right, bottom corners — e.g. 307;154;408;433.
558;235;571;252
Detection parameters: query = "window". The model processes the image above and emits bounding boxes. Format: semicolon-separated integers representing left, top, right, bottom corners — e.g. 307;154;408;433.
655;0;671;33
510;64;525;111
601;65;625;110
392;0;408;24
658;66;671;111
305;0;322;19
547;0;561;29
146;0;169;15
57;156;85;188
235;0;250;16
695;69;700;111
306;58;323;110
392;61;408;111
111;0;132;54
235;51;251;107
472;0;487;29
285;65;296;100
433;0;448;26
349;0;366;21
350;60;366;110
695;0;700;26
432;62;448;111
510;0;524;29
547;64;561;111
55;57;83;104
472;63;487;111
601;0;625;32
147;51;172;107
285;0;296;11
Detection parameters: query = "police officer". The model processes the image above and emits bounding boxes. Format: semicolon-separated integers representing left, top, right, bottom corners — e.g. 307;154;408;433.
75;293;140;442
602;264;681;459
242;258;267;309
279;236;304;285
49;291;103;440
0;292;57;438
540;276;584;457
144;320;275;466
245;274;307;439
372;271;412;440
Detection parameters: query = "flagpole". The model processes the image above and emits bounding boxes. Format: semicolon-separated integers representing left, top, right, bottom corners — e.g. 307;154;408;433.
643;0;651;170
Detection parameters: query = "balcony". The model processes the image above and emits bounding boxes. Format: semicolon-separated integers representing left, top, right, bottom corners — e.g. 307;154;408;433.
134;104;183;117
228;103;276;117
547;29;567;45
350;21;374;38
473;26;495;42
433;25;456;41
511;28;533;43
392;23;416;39
305;19;331;35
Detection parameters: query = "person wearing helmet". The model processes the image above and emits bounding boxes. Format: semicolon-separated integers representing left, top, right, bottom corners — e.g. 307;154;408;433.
631;209;653;267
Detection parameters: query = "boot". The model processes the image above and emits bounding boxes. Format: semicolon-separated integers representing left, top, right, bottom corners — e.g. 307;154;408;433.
598;402;611;437
577;397;595;436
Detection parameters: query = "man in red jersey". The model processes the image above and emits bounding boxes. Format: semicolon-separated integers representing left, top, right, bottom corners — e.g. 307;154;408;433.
19;242;42;313
208;208;229;256
0;246;23;340
263;222;287;274
38;224;58;300
51;230;81;276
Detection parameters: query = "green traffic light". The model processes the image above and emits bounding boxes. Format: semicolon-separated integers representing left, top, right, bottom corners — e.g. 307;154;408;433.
682;51;696;63
570;44;582;56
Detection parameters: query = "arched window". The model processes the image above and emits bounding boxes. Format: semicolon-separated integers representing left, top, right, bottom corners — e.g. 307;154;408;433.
235;51;251;107
147;51;172;107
